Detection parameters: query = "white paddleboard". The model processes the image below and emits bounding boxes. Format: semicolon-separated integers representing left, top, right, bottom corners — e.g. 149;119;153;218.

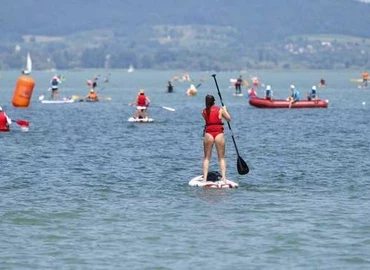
41;99;75;104
128;117;154;123
233;93;244;97
189;175;238;188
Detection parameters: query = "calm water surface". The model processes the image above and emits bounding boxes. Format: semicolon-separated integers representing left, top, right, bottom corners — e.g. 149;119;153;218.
1;69;370;269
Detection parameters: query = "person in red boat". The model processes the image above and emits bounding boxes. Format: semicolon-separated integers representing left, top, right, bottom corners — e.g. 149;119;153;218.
202;95;231;183
0;106;11;132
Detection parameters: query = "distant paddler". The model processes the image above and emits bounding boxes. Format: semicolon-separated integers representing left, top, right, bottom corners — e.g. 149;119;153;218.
187;84;198;96
86;89;99;101
167;81;174;93
50;75;62;100
319;78;326;88
130;89;151;119
362;71;368;88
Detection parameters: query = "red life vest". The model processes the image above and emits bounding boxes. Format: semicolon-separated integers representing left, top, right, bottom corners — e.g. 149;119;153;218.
137;94;147;106
0;112;10;131
203;106;223;133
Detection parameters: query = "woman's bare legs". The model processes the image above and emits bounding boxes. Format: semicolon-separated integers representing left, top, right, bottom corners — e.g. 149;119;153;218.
202;133;215;181
215;133;227;182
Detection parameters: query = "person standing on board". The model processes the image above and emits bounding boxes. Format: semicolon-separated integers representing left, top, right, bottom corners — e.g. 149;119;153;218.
264;85;273;100
131;89;151;119
0;106;11;132
167;81;173;93
362;71;368;88
202;94;231;183
50;75;62;100
235;76;243;94
288;84;300;108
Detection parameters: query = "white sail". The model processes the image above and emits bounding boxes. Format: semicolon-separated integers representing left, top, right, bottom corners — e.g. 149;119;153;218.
27;52;32;73
127;64;134;73
22;52;32;75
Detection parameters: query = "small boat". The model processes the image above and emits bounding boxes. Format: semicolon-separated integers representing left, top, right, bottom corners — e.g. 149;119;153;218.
22;52;32;75
249;97;329;109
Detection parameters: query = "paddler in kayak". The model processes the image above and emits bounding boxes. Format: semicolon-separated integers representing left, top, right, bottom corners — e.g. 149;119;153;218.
0;106;12;132
202;94;231;183
86;89;99;101
131;89;151;119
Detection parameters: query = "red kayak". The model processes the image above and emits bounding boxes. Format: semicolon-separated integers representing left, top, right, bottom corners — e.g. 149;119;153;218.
249;97;329;109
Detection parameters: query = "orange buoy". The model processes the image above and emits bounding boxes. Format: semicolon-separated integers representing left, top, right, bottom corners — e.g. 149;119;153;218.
12;76;35;107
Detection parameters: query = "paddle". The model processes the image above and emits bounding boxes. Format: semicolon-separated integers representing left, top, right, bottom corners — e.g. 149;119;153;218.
128;103;175;111
10;119;29;131
212;74;249;175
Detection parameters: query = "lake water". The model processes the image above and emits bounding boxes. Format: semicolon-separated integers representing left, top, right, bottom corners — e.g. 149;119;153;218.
1;69;369;269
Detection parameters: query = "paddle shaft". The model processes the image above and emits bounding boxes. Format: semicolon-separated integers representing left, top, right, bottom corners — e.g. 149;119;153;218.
212;74;241;157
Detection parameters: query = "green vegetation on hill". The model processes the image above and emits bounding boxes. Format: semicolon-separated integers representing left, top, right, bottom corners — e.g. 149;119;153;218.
1;0;370;70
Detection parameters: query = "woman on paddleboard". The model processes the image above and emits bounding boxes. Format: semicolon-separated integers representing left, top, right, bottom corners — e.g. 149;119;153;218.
131;89;151;119
202;95;231;183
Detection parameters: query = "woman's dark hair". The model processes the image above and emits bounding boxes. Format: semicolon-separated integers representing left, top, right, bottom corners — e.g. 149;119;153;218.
205;95;215;116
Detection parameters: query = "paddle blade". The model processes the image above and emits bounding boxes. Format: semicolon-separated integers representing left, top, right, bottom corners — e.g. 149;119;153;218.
237;156;249;175
162;106;175;111
15;120;29;127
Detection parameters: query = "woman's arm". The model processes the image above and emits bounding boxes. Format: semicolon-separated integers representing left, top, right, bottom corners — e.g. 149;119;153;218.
220;106;231;122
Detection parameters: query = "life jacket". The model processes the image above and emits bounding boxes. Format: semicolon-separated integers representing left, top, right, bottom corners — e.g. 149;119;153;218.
88;91;98;100
0;112;10;132
51;77;59;86
363;72;369;80
137;94;147;106
203;106;224;133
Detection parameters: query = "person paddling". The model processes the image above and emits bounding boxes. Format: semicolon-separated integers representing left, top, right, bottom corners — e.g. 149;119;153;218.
131;89;151;119
86;89;99;101
167;81;173;93
202;94;231;183
288;84;300;108
50;75;62;100
0;106;12;132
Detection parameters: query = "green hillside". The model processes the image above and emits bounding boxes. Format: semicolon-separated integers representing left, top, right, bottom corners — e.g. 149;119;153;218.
0;0;370;70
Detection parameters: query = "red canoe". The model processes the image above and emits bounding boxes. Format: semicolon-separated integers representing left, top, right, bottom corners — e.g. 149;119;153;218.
249;97;329;109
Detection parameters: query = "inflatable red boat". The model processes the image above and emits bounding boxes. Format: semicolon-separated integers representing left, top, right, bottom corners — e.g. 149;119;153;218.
249;97;329;109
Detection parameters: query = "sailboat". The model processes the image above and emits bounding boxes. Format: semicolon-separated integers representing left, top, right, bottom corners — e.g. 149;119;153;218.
127;64;135;73
22;52;32;75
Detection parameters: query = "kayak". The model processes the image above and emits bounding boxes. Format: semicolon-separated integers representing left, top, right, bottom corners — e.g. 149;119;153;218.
189;175;238;188
249;97;329;109
128;117;154;123
41;99;75;104
85;98;99;102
